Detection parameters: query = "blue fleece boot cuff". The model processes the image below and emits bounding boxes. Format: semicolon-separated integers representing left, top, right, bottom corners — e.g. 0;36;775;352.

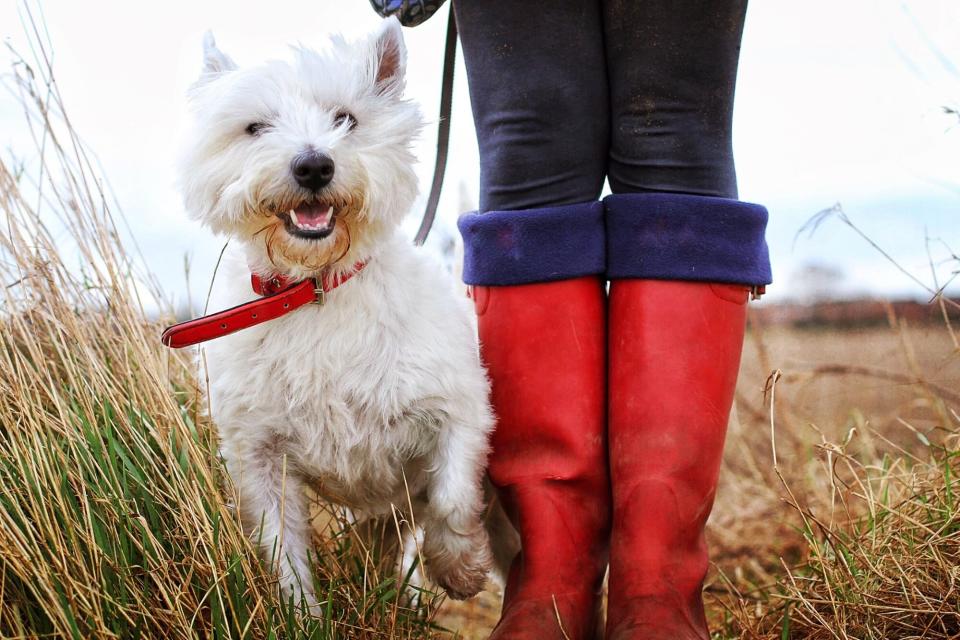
604;193;772;286
458;201;606;285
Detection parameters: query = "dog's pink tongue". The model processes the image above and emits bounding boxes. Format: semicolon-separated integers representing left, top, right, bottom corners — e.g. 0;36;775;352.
292;203;334;229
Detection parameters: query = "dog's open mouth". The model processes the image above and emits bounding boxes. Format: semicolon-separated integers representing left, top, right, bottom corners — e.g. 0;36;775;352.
278;202;337;239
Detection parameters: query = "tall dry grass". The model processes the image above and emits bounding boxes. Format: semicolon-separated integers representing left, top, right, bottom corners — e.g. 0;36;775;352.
0;14;440;640
709;313;960;638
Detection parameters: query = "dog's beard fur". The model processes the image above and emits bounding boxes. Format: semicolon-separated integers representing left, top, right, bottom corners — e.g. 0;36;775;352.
243;191;366;273
258;219;352;273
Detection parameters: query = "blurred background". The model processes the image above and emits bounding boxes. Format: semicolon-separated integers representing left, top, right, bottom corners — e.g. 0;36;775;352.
1;0;957;310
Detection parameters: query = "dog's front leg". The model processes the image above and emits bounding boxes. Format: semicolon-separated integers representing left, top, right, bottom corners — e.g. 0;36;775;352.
421;414;493;600
229;442;316;607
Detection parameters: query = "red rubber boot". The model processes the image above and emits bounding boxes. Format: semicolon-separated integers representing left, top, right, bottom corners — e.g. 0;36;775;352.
473;277;611;640
605;279;749;640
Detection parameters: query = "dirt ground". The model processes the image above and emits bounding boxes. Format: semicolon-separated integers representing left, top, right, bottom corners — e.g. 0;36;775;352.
433;318;960;638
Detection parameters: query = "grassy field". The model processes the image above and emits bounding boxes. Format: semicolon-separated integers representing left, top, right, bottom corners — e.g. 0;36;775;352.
2;16;958;640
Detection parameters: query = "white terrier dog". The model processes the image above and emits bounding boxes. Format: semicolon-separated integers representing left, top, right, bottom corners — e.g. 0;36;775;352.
177;17;499;605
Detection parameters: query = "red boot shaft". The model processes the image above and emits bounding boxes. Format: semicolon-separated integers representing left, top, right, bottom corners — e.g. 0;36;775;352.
606;279;748;640
474;277;611;640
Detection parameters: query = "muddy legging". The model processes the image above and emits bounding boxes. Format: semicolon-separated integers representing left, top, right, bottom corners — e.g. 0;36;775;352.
453;0;748;213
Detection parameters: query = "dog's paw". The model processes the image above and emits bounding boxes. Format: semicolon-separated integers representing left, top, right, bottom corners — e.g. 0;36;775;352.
434;554;490;600
424;524;493;600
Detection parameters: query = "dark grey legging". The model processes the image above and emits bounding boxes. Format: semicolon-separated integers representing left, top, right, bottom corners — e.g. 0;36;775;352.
453;0;748;212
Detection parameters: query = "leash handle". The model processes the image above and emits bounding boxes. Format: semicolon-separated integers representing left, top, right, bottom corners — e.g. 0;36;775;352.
414;7;457;246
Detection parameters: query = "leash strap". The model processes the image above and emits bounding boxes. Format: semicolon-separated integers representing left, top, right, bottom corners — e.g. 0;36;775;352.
161;280;319;348
161;262;366;348
413;7;457;246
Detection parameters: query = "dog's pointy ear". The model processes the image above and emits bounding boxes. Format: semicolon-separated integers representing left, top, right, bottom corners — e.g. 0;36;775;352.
371;17;406;95
199;31;237;81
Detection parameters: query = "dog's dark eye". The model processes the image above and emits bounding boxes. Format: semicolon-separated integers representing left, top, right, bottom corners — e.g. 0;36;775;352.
333;110;357;130
245;122;270;136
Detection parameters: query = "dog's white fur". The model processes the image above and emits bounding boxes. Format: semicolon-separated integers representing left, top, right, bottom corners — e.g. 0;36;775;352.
178;18;497;604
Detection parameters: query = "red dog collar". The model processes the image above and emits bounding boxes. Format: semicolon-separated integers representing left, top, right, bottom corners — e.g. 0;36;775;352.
161;262;367;349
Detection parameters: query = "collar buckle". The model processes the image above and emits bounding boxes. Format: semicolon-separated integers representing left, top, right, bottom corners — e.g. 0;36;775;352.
312;278;326;305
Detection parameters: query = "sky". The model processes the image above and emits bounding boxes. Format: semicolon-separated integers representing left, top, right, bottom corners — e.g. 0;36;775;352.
0;0;958;307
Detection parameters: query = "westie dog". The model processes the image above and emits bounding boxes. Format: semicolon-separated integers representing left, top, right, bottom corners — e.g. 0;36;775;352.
177;17;498;605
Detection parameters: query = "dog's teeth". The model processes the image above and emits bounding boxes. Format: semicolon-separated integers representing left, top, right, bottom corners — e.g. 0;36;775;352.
325;205;334;218
289;209;299;225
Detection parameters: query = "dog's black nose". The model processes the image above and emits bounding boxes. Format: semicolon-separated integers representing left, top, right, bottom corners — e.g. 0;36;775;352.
291;152;335;191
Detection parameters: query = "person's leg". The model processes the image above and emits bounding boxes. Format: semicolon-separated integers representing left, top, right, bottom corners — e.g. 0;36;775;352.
455;0;609;211
603;0;746;198
454;2;611;639
600;2;771;638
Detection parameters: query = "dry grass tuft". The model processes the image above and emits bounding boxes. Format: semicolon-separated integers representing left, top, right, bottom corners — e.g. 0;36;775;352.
710;313;960;638
719;424;959;638
0;12;440;640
